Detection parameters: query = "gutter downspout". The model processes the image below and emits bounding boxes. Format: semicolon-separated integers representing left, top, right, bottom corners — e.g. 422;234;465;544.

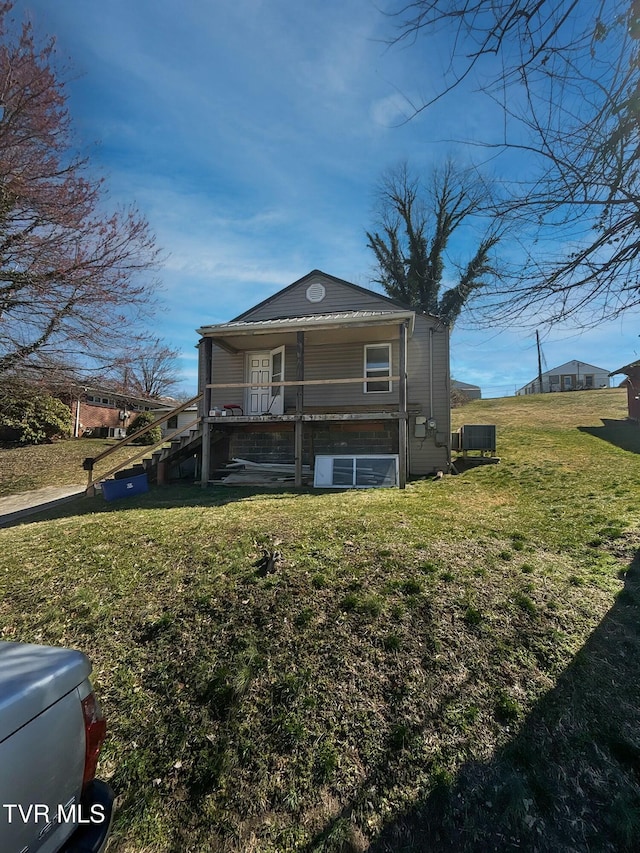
430;324;452;472
429;327;434;421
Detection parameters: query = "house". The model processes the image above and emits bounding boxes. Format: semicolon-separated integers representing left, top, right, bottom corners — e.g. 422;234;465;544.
68;386;166;438
195;270;451;488
151;403;199;438
609;360;640;421
516;360;610;395
451;379;482;400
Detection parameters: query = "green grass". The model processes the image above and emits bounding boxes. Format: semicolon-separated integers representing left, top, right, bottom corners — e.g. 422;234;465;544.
0;438;148;496
0;388;639;851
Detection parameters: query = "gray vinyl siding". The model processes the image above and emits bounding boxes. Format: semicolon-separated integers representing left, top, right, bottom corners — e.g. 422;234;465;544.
197;339;207;416
300;341;399;407
205;341;402;411
208;343;244;409
239;273;401;320
200;286;451;477
406;315;450;475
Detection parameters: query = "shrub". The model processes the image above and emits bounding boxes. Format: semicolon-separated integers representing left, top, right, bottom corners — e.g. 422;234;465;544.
0;384;71;444
126;412;162;445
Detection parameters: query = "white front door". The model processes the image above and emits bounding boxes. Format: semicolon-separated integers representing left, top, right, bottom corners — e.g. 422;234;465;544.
246;352;272;415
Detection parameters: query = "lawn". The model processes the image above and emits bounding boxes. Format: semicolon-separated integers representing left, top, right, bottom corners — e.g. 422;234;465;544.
0;437;149;496
1;388;639;851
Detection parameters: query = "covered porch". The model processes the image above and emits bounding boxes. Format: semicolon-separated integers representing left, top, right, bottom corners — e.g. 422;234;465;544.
197;310;415;488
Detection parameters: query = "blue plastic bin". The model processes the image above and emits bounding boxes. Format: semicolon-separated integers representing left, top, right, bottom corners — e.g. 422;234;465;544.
101;473;149;502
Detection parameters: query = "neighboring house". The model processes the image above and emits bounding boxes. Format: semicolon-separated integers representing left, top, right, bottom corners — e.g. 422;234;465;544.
516;360;610;395
151;404;199;438
68;386;165;438
451;379;482;400
195;270;451;488
609;360;640;421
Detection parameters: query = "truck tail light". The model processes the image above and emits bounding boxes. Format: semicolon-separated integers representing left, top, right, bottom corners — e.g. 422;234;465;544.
81;691;107;788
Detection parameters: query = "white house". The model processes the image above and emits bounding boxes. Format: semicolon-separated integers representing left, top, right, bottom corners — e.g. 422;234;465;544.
151;404;200;438
516;360;610;395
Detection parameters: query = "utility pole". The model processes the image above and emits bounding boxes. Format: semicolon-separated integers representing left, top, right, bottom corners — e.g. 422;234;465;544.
536;330;544;393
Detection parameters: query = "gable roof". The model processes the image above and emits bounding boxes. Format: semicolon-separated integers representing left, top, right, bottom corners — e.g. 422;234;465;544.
519;359;610;389
610;360;640;376
231;269;432;322
544;359;609;375
452;380;481;391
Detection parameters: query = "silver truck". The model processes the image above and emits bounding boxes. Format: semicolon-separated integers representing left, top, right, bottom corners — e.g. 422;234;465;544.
0;641;114;853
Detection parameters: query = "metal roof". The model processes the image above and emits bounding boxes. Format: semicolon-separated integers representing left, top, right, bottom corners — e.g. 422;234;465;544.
197;309;415;337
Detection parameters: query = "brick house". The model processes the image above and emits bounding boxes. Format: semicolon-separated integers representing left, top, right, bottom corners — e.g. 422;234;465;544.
69;386;169;438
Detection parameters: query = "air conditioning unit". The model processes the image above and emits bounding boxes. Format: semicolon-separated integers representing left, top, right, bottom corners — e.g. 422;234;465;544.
457;425;496;453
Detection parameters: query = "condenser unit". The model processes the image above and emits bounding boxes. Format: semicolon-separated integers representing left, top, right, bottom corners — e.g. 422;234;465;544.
456;424;496;453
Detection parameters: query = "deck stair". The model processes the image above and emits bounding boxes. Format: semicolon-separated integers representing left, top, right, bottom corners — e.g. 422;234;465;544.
142;425;203;480
83;394;203;493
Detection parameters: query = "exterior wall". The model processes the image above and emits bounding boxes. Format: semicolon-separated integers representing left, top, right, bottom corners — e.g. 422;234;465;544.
208;339;403;412
623;371;640;420
226;421;398;466
159;409;198;438
517;362;610;395
406;316;450;476
301;340;400;407
209;344;245;411
197;339;207;414
200;275;451;479
72;401;126;436
70;391;168;437
309;421;397;459
236;272;403;321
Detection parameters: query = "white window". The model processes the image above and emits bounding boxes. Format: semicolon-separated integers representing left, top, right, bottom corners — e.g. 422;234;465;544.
364;344;391;393
314;455;399;488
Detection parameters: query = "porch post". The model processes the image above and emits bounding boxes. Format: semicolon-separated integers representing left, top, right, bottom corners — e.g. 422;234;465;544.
200;337;213;487
295;331;305;487
398;320;408;489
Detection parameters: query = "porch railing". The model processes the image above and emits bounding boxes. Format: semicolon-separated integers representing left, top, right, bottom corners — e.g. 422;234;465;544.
206;376;401;390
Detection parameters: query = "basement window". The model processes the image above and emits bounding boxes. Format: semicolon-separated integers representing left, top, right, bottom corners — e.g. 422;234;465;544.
364;344;391;393
314;455;399;488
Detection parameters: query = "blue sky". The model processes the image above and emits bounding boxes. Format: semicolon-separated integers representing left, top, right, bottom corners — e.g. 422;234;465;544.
14;0;640;396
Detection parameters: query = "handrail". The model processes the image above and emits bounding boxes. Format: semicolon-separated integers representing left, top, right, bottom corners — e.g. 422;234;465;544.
87;393;203;466
87;416;201;489
83;394;202;491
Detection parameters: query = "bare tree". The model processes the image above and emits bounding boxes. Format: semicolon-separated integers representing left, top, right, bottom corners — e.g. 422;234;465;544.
366;160;501;325
111;339;183;399
387;1;640;324
0;2;160;375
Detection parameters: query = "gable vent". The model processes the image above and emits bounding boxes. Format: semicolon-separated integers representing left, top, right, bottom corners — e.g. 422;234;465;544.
306;282;326;303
